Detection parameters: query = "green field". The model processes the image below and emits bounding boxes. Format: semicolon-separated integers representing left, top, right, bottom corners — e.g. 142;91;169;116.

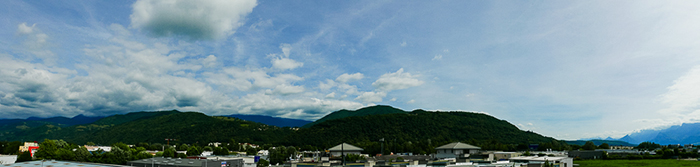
576;159;700;167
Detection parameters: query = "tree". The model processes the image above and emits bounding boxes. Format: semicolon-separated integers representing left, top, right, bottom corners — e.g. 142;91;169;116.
582;141;596;150
35;139;58;159
247;146;258;156
257;158;270;167
187;146;202;156
636;142;661;151
543;160;552;167
213;147;230;155
16;151;32;162
75;147;92;162
86;142;96;146
598;143;610;149
177;144;189;151
163;147;177;158
2;141;21;155
134;151;153;160
110;146;132;164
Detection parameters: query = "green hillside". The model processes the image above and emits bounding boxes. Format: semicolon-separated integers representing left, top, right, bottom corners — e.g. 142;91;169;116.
0;110;181;142
301;105;405;128
287;110;566;154
70;112;293;144
1;106;567;155
0;111;293;145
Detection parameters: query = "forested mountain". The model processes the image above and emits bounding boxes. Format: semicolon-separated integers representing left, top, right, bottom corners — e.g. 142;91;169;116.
0;114;104;127
0;111;293;145
301;105;406;128
288;109;567;154
0;114;105;140
223;114;311;127
1;106;567;155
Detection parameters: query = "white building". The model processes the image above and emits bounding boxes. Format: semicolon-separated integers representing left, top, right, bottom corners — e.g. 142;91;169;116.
83;145;112;152
434;142;481;159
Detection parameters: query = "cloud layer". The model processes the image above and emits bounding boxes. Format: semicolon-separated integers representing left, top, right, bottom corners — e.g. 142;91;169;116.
130;0;257;40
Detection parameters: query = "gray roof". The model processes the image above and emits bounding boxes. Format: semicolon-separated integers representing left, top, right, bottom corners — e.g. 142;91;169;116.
127;157;241;167
435;142;481;150
328;143;364;151
6;160;129;167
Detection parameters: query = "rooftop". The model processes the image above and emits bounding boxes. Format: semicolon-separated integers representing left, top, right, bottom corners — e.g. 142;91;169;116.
509;156;570;162
4;160;127;167
328;143;363;151
435;142;481;150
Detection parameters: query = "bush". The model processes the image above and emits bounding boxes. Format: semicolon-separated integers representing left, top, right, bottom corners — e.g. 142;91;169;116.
16;151;32;162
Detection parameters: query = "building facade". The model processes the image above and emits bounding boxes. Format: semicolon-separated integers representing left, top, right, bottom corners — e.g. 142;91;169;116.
434;142;481;159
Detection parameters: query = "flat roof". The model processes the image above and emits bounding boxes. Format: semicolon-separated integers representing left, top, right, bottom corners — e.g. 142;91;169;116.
4;160;128;167
509;156;570;161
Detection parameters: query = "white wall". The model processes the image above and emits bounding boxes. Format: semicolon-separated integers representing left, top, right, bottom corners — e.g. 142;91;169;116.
0;155;18;164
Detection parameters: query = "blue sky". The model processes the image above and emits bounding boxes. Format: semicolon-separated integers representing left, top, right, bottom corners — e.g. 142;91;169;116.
2;0;700;140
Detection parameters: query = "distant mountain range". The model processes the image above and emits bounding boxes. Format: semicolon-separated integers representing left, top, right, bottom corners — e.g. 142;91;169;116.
616;123;700;145
565;139;635;146
0;114;105;127
221;114;311;127
0;105;565;154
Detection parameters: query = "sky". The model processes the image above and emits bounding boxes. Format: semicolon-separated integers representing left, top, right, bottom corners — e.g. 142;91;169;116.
1;0;700;140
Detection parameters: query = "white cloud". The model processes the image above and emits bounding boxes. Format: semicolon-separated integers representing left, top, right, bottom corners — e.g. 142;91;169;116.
325;92;336;98
355;91;386;103
130;0;257;40
272;57;304;70
109;23;131;37
407;99;415;104
17;23;35;35
660;65;700;118
337;84;360;95
266;84;305;95
15;23;55;65
336;73;364;83
372;68;424;91
269;43;303;70
390;98;396;101
400;41;407;47
235;93;364;120
212;67;303;91
280;43;292;57
432;54;442;60
318;79;336;91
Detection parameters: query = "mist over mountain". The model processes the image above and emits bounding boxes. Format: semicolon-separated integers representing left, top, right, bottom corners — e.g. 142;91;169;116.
617;122;700;145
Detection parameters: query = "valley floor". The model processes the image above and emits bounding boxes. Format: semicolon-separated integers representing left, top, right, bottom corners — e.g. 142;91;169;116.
575;159;700;167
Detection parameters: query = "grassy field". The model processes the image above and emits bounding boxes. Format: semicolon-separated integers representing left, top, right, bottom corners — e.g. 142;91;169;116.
576;159;700;167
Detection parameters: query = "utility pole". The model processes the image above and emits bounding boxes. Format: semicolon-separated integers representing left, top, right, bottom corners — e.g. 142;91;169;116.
341;143;345;166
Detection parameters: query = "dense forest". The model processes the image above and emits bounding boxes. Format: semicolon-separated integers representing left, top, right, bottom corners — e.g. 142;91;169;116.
1;105;571;160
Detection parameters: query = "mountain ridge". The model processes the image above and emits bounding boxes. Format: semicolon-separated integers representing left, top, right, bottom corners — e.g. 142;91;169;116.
616;122;700;145
301;105;406;128
222;114;311;127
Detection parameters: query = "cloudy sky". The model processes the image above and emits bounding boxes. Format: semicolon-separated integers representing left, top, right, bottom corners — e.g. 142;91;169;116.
2;0;700;140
